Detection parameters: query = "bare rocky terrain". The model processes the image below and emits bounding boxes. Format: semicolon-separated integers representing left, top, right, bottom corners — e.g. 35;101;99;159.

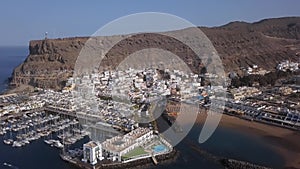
10;17;300;90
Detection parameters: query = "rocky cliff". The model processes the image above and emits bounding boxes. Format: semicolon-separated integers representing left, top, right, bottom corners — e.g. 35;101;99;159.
10;17;300;90
11;37;88;90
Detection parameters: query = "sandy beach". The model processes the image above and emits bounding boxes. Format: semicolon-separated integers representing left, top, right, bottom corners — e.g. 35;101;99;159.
196;113;300;169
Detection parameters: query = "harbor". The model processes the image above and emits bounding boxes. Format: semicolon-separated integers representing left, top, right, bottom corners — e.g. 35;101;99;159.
0;112;286;169
0;109;89;148
0;66;298;169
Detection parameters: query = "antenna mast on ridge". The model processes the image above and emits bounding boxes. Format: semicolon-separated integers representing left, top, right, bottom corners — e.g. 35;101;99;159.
45;32;48;40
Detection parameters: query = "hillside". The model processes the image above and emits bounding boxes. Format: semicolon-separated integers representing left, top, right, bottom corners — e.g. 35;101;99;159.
10;17;300;90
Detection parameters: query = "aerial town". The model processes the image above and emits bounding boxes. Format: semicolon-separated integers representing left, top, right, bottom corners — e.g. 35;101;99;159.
0;60;299;168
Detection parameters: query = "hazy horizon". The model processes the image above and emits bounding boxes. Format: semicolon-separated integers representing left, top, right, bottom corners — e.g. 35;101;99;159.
1;0;300;46
0;15;299;48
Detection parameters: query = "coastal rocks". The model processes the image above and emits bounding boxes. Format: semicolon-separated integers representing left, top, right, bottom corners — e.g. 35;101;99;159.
188;139;273;169
221;159;271;169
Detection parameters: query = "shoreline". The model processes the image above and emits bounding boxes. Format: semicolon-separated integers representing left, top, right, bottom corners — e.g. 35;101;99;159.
196;113;300;169
60;149;180;169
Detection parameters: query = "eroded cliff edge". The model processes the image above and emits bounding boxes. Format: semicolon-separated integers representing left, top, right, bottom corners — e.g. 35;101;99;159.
10;17;300;91
11;37;88;90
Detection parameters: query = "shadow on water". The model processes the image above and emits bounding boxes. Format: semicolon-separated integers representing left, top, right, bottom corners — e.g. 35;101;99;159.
155;115;284;169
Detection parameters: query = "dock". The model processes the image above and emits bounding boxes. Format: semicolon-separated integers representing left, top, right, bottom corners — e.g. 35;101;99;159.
151;155;158;165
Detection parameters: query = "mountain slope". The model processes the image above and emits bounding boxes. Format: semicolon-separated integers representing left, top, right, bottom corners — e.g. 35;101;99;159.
10;17;300;90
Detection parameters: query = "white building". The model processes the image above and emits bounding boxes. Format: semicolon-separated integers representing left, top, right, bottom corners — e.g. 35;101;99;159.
230;87;262;100
82;141;103;165
101;128;154;162
277;60;299;72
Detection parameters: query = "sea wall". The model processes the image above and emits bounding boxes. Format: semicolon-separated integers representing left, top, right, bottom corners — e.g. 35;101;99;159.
63;149;179;169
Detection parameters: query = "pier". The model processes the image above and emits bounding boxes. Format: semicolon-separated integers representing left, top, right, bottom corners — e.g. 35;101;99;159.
0;106;89;148
151;155;158;165
44;106;77;118
0;107;44;121
0;105;127;150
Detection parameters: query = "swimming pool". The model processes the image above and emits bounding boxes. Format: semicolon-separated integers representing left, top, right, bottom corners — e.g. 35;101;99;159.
153;145;167;153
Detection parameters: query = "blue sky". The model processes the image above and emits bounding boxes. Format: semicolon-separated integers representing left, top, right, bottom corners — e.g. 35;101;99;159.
1;0;300;46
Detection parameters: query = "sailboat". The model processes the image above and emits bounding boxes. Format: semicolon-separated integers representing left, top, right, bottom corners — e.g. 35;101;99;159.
12;141;22;147
3;127;13;145
53;140;64;149
44;114;54;145
3;139;13;145
21;123;30;145
0;127;6;135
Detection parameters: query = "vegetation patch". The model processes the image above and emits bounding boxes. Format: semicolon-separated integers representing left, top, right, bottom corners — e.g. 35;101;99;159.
122;147;148;160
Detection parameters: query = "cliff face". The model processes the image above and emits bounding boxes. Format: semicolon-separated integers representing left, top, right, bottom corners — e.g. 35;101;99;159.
10;17;300;90
11;37;88;90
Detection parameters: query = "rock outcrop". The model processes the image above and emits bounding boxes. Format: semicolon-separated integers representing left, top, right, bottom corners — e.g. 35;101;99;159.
11;37;88;90
10;17;300;90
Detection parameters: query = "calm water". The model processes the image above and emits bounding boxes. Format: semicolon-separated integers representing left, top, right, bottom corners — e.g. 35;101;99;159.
155;117;284;169
0;46;28;93
0;47;284;169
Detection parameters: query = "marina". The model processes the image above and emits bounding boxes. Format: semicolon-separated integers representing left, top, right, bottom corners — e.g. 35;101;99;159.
1;110;89;149
0;114;285;169
1;8;300;168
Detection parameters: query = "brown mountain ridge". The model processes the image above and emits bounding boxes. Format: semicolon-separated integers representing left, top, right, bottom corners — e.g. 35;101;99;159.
10;17;300;90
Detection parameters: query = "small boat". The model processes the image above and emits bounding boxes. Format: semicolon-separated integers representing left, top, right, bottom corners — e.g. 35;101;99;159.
0;130;6;135
53;140;64;149
12;141;22;147
3;162;13;167
44;139;55;145
3;139;13;145
28;136;36;141
22;139;30;144
3;162;19;169
16;135;23;140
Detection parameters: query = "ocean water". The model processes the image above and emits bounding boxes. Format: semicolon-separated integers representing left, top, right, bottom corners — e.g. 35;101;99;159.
0;46;28;93
155;117;284;169
0;123;284;169
0;47;284;169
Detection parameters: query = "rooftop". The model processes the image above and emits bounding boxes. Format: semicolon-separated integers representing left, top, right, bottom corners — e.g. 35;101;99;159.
84;141;98;148
102;127;151;152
